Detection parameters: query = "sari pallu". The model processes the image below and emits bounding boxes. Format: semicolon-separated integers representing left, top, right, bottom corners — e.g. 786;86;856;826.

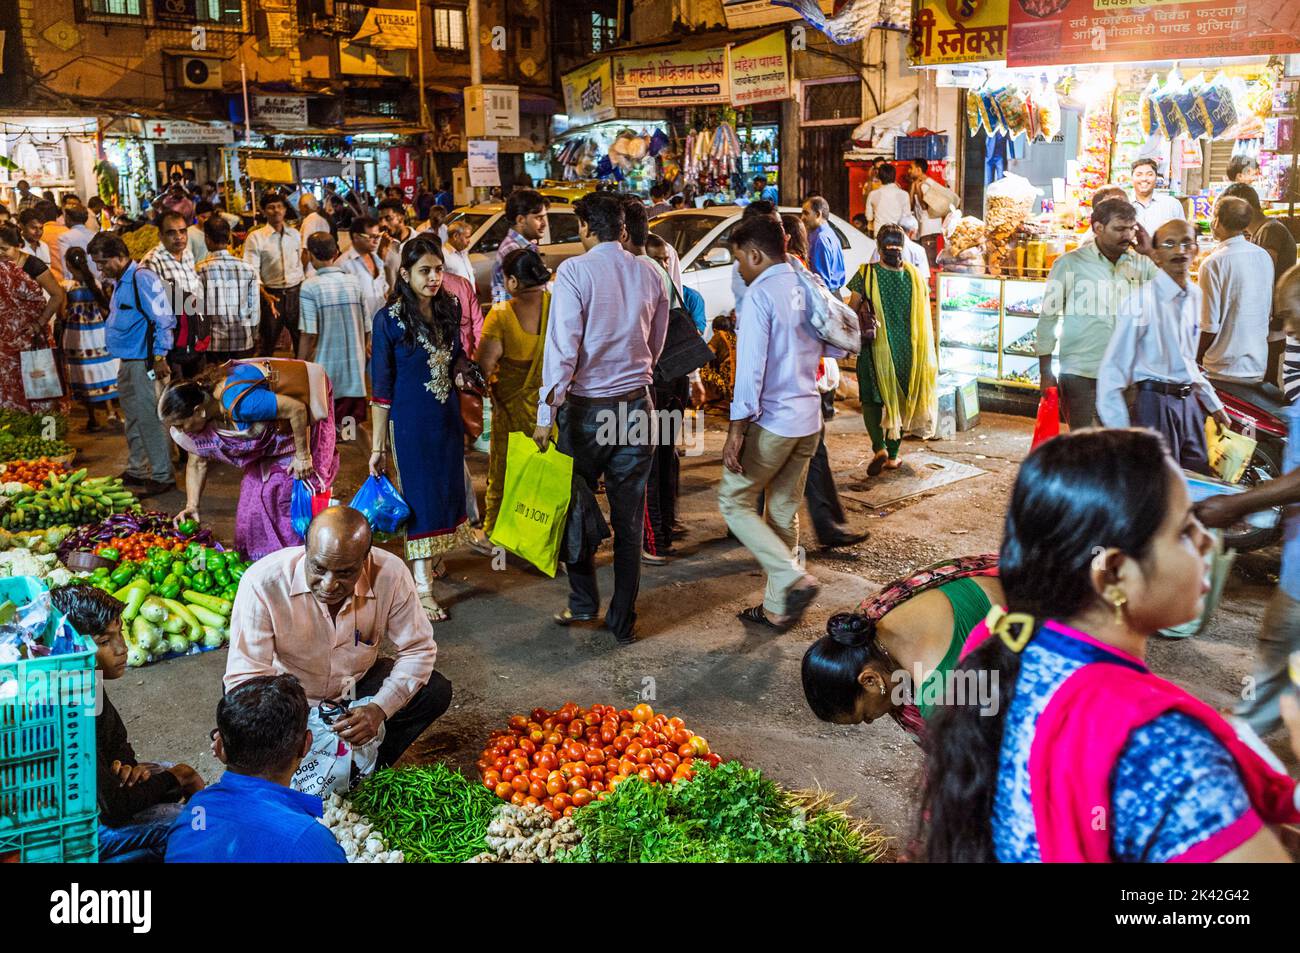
0;260;58;413
169;384;339;560
962;616;1300;862
865;263;937;441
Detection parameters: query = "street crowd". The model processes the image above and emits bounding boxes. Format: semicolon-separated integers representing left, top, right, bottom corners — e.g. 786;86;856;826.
5;159;1300;865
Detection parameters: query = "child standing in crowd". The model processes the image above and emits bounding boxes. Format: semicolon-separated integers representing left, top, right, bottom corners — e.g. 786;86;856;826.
919;429;1300;863
49;584;205;863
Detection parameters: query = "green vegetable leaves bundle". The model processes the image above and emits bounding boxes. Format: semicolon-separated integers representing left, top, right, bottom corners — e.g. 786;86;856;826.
349;764;499;863
561;761;887;863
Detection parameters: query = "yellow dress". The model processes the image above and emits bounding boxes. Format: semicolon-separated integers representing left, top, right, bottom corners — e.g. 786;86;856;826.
480;294;547;533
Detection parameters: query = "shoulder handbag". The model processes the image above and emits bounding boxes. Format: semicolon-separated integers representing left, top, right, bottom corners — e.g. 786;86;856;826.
800;265;862;356
225;358;331;423
654;275;716;384
856;265;878;346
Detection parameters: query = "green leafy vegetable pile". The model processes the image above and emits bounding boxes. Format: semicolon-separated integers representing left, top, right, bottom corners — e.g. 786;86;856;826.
560;761;886;863
349;764;499;863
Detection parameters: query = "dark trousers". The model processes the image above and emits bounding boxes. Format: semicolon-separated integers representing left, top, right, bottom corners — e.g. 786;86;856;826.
804;429;849;543
1133;388;1210;475
355;658;453;769
167;348;207;381
98;803;182;863
643;386;683;556
1059;373;1099;430
558;396;655;640
259;286;300;357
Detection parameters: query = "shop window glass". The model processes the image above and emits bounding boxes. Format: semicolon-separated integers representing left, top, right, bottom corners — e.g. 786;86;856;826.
89;0;143;14
545;211;581;244
590;12;616;52
803;81;860;124
198;0;243;25
434;6;467;52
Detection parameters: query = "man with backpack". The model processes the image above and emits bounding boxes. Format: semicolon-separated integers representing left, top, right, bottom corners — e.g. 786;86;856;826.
142;210;207;380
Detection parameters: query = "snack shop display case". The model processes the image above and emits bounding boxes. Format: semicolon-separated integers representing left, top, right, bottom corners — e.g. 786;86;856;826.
938;274;1053;393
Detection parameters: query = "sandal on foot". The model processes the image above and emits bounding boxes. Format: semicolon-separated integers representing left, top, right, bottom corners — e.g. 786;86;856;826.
883;457;903;470
429;558;448;579
418;594;448;622
867;450;889;476
782;582;821;627
554;608;600;626
738;605;786;630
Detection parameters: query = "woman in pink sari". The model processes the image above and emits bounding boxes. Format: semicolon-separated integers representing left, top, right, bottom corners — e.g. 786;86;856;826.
0;256;59;412
158;360;339;560
919;429;1300;863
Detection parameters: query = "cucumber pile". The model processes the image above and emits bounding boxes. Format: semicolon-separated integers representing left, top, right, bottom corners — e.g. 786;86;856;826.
0;469;140;530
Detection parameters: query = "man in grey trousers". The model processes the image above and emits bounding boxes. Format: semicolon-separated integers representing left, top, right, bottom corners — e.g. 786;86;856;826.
89;233;177;496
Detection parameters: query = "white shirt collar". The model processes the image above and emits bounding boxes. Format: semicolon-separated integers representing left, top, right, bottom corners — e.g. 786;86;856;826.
1152;269;1191;303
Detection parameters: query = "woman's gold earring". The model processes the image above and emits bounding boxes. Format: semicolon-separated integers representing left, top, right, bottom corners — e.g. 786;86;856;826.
1105;586;1127;625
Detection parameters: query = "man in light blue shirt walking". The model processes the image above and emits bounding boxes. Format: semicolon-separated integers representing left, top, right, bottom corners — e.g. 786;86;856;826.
801;196;845;292
89;232;176;495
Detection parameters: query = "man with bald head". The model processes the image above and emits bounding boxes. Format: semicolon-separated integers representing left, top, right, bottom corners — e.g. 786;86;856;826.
1096;219;1229;472
1197;195;1276;388
224;506;451;767
1200;265;1300;736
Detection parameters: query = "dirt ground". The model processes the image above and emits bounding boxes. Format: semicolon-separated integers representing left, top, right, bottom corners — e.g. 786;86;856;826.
85;402;1290;848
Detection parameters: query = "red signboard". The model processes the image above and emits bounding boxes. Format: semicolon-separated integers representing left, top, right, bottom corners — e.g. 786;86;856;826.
1007;0;1300;68
388;147;418;202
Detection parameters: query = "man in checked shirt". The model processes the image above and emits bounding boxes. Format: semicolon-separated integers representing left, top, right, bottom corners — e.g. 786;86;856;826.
196;216;260;365
141;210;204;380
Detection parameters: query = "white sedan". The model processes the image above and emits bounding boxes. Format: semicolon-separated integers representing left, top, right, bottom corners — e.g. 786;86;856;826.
650;206;875;336
444;202;584;306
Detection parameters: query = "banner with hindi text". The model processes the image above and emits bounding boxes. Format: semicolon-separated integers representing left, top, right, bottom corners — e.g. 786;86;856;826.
613;49;730;107
729;32;790;106
910;0;1010;65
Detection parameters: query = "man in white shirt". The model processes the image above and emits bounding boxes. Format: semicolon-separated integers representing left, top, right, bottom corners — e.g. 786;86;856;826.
907;159;958;265
242;192;305;356
719;216;826;631
56;206;98;281
1096;219;1230;473
1197;196;1276;386
336;216;389;328
1130;158;1185;236
298;193;332;274
864;164;911;236
442;220;475;285
17;208;50;267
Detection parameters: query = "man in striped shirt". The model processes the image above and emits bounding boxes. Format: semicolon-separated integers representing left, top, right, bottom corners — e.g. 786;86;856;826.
196;216;260;364
492;190;545;303
299;232;369;427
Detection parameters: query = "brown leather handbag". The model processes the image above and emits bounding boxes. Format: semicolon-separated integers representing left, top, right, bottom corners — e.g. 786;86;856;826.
856;265;878;346
454;354;486;439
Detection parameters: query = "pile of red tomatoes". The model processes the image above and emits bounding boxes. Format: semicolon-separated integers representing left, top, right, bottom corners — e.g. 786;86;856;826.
476;702;721;819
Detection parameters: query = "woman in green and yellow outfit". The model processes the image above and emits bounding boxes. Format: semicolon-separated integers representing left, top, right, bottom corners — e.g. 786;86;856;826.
474;247;550;534
846;224;938;474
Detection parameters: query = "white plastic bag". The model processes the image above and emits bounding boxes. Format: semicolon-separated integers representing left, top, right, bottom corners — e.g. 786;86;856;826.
290;696;386;797
21;348;63;401
796;267;860;356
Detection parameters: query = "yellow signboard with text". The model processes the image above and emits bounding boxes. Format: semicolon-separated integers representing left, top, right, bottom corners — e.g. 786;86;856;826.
910;0;1010;65
729;32;790;106
613;49;730;107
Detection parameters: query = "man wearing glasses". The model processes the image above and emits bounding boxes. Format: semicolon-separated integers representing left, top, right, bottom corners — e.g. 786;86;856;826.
1095;219;1231;472
1036;198;1158;429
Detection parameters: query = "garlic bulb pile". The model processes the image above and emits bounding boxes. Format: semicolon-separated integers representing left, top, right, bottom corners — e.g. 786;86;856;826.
320;793;405;863
467;803;581;863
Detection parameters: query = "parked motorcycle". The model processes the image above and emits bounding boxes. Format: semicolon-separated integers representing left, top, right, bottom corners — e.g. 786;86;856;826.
1213;383;1287;552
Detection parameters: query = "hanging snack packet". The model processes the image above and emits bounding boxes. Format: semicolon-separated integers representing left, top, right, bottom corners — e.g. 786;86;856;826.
1156;69;1187;139
997;85;1029;138
1175;72;1209;140
967;90;985;136
1201;72;1240;139
1139;75;1160;137
1038;82;1061;141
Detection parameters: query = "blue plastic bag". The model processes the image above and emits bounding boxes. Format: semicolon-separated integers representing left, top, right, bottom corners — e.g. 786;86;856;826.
348;475;412;535
291;478;316;541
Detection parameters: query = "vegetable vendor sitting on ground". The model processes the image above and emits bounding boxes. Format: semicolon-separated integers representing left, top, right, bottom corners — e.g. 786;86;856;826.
223;505;452;768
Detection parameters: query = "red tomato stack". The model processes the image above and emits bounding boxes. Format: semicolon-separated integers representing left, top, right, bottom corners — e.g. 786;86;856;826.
477;702;721;820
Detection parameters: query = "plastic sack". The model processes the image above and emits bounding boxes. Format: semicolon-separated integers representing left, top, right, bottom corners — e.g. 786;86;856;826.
1174;72;1209;140
799;267;861;355
1155;69;1186;139
290;696;386;798
290;476;330;541
1031;386;1060;448
1202;72;1240;139
21;348;64;401
349;475;412;535
489;432;575;577
1205;418;1257;484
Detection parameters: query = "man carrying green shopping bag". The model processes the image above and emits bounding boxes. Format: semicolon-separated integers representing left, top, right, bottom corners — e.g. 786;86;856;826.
531;194;670;645
490;432;573;576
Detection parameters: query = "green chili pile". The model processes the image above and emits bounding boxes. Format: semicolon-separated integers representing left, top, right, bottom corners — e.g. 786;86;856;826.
349;764;499;863
559;761;887;863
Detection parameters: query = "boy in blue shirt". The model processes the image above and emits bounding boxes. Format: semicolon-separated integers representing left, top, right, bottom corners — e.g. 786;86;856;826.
166;675;345;863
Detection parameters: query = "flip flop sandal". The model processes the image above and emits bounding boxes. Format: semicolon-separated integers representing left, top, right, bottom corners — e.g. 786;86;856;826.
782;584;821;627
867;450;889;476
553;608;600;626
418;594;448;623
430;558;448;579
737;605;786;630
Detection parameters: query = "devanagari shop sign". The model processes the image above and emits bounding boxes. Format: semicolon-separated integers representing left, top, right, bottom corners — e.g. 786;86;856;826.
911;0;1010;65
613;49;730;107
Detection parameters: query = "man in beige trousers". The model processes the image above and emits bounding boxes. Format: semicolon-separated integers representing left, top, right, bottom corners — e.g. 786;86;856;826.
719;217;828;631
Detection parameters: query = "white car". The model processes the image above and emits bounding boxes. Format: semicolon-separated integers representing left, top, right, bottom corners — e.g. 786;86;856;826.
650;206;875;336
444;202;585;306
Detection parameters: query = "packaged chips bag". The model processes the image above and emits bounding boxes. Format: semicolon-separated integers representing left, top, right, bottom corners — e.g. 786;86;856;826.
1037;81;1061;141
982;85;1007;134
967;91;984;135
1175;72;1210;140
997;85;1030;138
1155;69;1187;139
1201;71;1240;139
1139;75;1160;137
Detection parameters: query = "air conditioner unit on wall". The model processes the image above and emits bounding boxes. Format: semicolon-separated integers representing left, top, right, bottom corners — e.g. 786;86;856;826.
177;55;224;91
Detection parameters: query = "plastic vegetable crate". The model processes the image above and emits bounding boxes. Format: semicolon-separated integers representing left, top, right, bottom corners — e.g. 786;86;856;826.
0;576;98;847
0;813;97;862
894;134;948;161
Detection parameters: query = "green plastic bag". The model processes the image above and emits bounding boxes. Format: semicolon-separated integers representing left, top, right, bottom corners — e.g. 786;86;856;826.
489;432;574;577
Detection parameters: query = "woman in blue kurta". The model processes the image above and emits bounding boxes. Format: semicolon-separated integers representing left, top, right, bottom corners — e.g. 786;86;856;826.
369;236;471;621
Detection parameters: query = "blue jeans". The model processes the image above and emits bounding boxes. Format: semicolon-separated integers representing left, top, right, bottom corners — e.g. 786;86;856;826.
98;802;183;863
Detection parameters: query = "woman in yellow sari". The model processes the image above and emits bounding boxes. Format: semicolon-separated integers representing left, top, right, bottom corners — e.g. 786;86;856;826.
846;224;938;474
474;247;551;534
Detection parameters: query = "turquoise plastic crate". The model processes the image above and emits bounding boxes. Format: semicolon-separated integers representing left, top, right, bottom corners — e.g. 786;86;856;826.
0;813;97;862
0;576;98;833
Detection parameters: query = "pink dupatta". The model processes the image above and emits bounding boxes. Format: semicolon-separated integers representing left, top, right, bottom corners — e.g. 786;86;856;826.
961;618;1300;862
